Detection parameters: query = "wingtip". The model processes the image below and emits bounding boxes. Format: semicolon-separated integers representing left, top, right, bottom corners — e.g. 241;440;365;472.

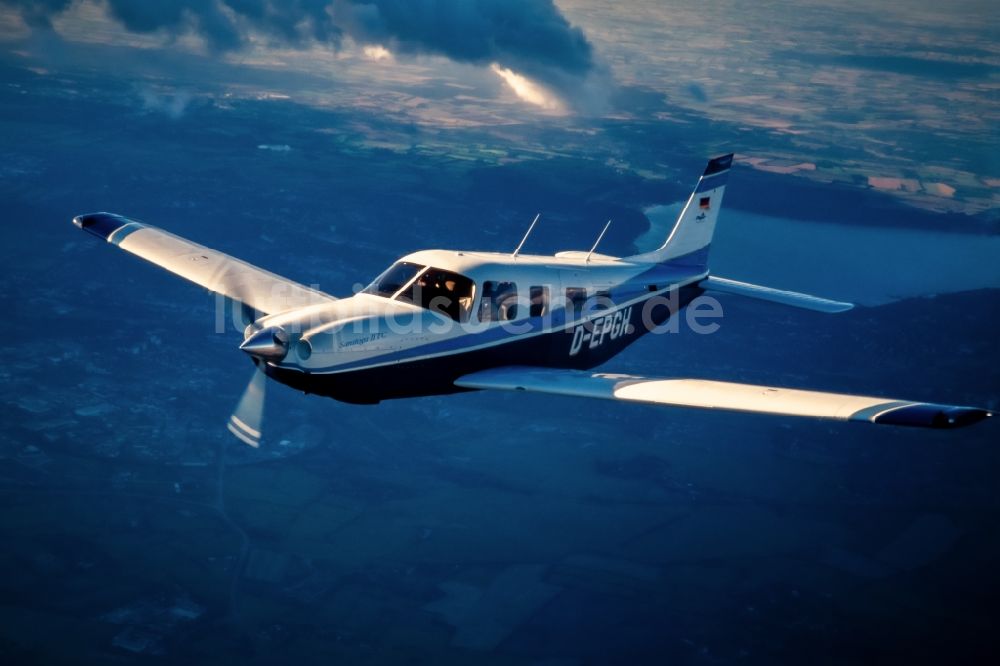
872;403;993;429
72;212;130;239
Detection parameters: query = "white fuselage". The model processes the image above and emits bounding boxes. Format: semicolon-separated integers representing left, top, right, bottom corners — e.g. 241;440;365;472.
247;248;707;402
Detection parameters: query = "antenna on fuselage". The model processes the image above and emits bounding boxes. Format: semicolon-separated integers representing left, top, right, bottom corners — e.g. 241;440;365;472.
585;219;612;263
511;213;541;259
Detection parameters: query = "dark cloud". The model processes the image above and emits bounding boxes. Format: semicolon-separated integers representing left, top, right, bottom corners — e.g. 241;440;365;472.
223;0;342;44
90;0;343;51
105;0;243;51
3;0;594;91
3;0;73;29
332;0;593;85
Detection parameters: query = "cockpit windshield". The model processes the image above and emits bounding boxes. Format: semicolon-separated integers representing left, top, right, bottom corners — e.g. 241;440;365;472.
363;261;476;322
363;261;422;298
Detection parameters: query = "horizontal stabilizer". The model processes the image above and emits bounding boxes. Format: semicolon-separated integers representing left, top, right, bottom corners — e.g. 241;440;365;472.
700;276;853;313
456;367;991;429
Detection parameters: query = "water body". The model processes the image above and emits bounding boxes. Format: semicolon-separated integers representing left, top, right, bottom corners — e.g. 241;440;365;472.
640;204;1000;306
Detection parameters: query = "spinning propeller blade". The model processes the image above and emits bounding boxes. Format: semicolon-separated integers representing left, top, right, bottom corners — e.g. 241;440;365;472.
227;366;267;447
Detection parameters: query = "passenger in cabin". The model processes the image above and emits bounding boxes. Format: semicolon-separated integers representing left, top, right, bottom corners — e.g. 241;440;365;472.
479;281;519;323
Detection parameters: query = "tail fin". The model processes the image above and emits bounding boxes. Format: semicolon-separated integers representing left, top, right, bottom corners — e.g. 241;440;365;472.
626;153;733;267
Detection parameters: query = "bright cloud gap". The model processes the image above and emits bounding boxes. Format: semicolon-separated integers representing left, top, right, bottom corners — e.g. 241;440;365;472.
362;44;392;61
490;64;566;113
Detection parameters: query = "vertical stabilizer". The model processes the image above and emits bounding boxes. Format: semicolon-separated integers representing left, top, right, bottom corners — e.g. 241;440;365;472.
626;153;733;268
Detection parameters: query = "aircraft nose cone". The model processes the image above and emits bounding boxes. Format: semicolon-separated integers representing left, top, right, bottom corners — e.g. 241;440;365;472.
240;326;289;361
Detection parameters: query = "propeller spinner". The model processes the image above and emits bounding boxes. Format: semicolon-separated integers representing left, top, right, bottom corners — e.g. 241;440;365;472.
239;326;289;360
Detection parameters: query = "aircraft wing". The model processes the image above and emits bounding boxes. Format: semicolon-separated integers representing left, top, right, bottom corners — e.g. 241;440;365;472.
455;366;991;429
74;212;336;315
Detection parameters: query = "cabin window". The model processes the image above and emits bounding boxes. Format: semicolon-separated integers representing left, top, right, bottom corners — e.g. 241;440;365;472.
529;286;549;317
479;281;519;322
565;288;587;317
589;290;613;311
401;267;476;322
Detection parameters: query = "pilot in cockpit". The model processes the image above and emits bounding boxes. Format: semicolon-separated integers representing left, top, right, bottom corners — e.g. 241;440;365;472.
412;269;475;322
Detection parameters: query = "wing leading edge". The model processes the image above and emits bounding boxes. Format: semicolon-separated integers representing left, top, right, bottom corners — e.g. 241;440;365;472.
74;212;335;315
455;367;991;429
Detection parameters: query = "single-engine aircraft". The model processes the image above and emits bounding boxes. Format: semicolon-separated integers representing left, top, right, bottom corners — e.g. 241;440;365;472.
74;154;992;446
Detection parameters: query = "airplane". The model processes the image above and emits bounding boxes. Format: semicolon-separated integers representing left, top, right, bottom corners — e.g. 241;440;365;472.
73;154;992;447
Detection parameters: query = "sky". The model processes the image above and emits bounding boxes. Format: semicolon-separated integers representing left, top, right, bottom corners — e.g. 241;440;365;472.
1;0;997;219
1;0;597;111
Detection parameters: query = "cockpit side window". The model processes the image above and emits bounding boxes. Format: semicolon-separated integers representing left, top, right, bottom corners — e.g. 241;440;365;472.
478;281;519;322
364;262;476;322
363;261;423;298
402;267;476;322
